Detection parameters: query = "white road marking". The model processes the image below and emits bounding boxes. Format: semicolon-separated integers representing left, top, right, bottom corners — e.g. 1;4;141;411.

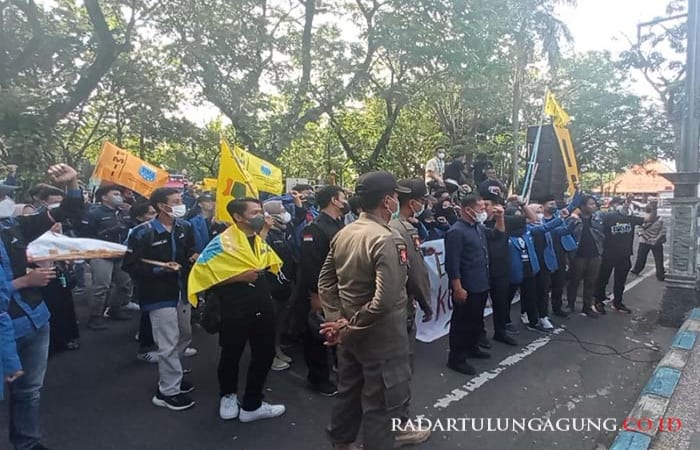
432;268;656;410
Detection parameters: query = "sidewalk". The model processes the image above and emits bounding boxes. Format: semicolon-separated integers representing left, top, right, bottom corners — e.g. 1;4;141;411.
650;308;700;450
610;307;700;450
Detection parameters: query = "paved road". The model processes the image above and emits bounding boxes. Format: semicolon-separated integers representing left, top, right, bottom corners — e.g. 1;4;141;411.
0;270;675;450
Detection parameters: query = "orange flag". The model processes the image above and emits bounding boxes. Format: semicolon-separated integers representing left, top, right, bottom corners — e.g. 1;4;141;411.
91;142;169;197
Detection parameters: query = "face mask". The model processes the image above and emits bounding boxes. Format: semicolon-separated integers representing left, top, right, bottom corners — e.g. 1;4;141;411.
168;204;187;218
247;214;266;233
273;211;292;225
536;213;545;222
469;208;487;224
412;201;426;218
109;195;124;207
437;152;446;160
546;205;557;215
47;203;61;210
339;201;351;215
0;197;15;219
304;194;317;207
387;196;400;220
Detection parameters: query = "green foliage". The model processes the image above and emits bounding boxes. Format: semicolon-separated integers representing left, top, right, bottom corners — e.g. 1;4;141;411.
0;0;680;193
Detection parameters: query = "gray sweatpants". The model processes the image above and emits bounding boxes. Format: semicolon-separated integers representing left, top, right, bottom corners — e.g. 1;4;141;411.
149;303;192;396
89;258;132;317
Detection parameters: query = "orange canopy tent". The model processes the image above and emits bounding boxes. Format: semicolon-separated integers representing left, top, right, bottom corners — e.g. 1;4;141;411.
599;161;675;195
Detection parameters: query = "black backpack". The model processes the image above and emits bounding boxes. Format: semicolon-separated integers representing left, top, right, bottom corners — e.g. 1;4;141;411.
200;291;221;334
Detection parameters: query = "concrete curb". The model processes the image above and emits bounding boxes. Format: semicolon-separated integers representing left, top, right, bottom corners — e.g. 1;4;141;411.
609;308;700;450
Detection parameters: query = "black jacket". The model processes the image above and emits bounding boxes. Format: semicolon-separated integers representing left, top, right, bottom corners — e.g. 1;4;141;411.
79;204;131;243
122;218;195;309
1;193;84;319
300;212;344;294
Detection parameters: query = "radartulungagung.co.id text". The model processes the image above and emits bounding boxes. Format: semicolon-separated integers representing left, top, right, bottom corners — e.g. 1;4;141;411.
392;417;683;433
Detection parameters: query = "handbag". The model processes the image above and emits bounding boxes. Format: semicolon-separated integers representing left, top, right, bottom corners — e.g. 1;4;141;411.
200;291;222;334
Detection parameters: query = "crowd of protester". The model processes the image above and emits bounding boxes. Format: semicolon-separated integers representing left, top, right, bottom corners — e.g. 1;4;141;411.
0;154;667;450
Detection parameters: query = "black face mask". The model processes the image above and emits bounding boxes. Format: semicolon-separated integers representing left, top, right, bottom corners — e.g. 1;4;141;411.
340;201;350;215
304;195;317;207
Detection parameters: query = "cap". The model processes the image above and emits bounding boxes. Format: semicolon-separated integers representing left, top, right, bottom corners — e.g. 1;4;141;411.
481;190;504;205
197;193;214;203
0;183;19;196
539;194;556;203
398;178;429;199
355;171;410;196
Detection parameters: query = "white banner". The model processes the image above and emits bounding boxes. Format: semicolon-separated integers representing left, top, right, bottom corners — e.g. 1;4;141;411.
416;239;452;343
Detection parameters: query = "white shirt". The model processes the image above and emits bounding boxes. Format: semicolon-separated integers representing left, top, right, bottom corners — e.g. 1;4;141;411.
425;157;445;182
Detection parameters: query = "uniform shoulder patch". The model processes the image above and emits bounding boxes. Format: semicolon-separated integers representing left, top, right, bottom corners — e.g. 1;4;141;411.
303;234;313;242
410;233;421;252
396;242;408;265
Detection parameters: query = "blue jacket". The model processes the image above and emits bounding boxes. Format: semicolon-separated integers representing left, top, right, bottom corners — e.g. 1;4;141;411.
0;189;83;339
188;215;212;254
0;311;21;401
509;219;566;284
540;215;578;272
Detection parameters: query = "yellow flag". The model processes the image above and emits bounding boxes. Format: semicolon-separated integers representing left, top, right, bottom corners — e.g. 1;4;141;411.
215;139;259;222
91;142;169;197
202;177;218;191
240;150;284;195
187;223;282;306
545;91;571;127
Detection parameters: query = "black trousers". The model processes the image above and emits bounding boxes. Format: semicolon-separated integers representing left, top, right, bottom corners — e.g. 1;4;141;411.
633;243;665;280
218;297;276;411
515;276;539;326
138;312;156;351
534;270;550;319
490;277;510;337
448;290;488;362
595;254;632;305
45;285;79;353
567;256;601;311
304;311;331;385
549;267;567;312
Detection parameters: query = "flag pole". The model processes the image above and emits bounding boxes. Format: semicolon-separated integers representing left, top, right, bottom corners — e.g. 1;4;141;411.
520;88;549;199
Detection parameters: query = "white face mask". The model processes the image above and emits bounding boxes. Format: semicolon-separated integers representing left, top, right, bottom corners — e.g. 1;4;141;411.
536;213;544;222
0;197;15;219
168;204;187;218
475;211;488;224
437;152;446;160
47;203;61;210
274;211;292;224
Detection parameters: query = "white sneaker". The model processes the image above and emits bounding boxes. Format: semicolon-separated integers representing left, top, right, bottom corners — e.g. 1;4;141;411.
219;394;239;420
271;356;290;371
122;301;140;311
275;347;292;363
238;401;286;423
540;317;555;330
183;347;198;357
136;351;158;364
520;313;528;325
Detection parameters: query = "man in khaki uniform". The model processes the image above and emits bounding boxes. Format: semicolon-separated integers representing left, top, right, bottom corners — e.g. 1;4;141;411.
389;178;434;447
318;172;428;450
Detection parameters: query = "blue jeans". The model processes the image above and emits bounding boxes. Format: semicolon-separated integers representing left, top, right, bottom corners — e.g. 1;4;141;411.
8;324;49;450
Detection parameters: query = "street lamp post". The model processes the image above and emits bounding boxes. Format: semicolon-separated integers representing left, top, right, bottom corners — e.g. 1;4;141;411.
659;0;700;326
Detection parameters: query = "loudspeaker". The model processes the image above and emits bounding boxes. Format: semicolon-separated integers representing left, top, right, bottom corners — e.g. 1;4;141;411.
526;125;568;202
